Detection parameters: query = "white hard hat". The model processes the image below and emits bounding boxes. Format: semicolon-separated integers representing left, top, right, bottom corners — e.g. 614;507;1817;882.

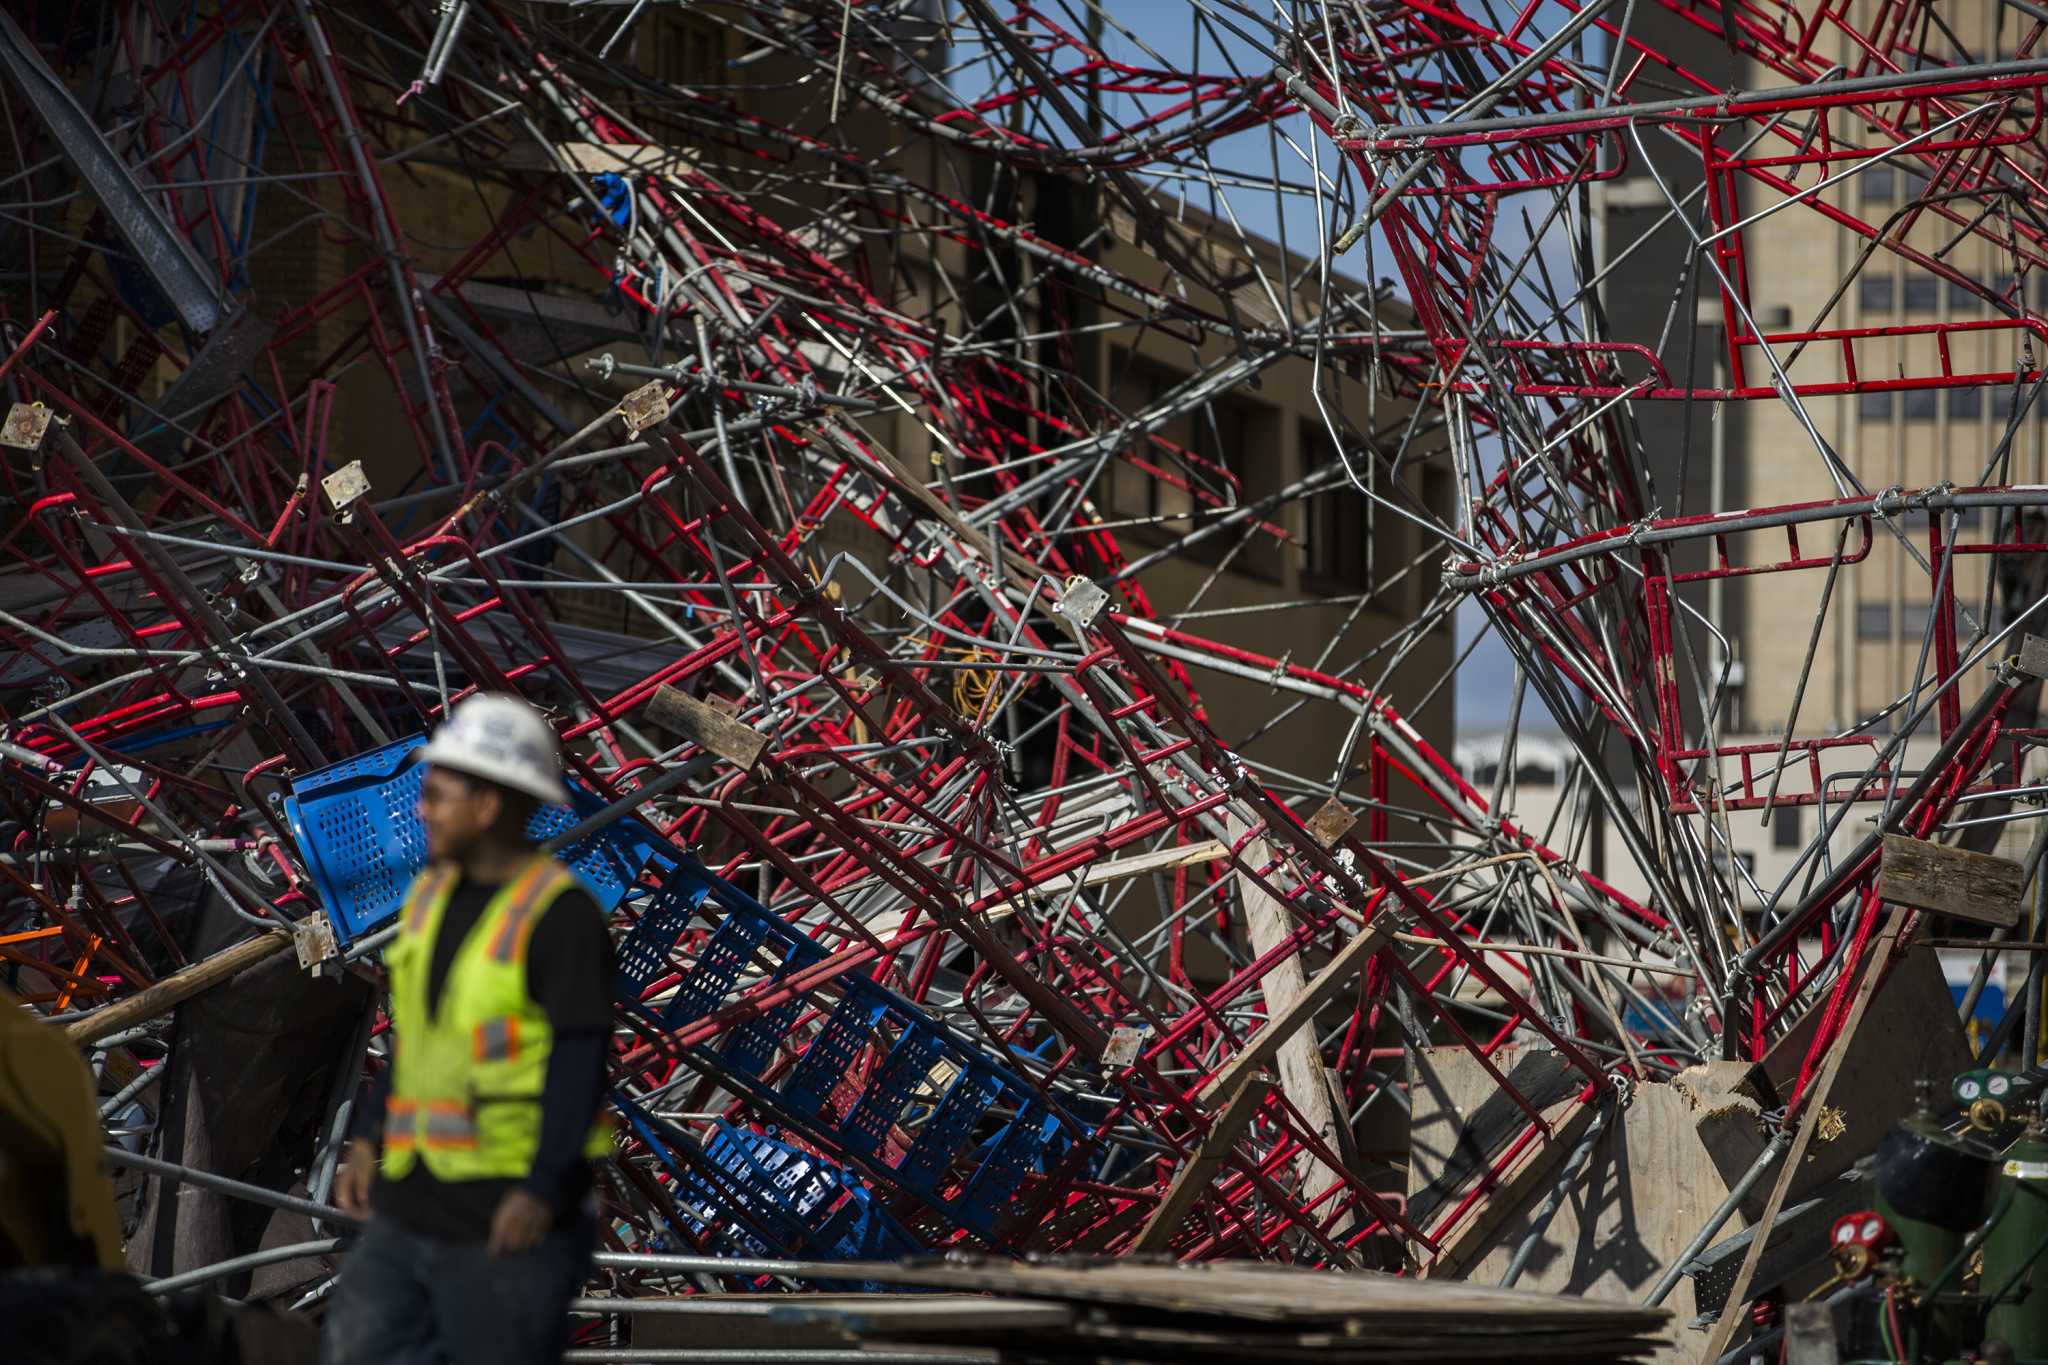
419;693;568;805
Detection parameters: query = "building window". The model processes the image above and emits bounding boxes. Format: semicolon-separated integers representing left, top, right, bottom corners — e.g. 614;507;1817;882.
1948;386;1983;419
1772;805;1802;849
1423;464;1456;523
1858;390;1894;421
1902;388;1938;419
648;13;725;87
1712;849;1758;877
1856;603;1891;639
1903;275;1940;311
1948;274;1983;309
1470;762;1560;789
1302;422;1375;594
1103;353;1273;575
1860;165;1895;201
1898;600;1976;639
1903;170;1929;200
1105;359;1189;527
1858;276;1895;312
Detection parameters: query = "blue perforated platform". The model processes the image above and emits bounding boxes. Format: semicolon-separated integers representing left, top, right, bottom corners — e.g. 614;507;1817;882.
613;858;1091;1241
284;734;668;943
615;1099;917;1273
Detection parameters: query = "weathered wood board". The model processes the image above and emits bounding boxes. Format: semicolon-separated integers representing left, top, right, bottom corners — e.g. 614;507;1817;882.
1878;833;2024;928
648;682;769;770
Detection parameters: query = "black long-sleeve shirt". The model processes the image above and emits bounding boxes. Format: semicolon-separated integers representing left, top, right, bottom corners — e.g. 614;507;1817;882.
351;873;612;1242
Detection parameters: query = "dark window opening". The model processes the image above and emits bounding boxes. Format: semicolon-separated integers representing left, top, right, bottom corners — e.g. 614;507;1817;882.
1422;464;1457;522
1468;761;1561;789
1712;850;1758;877
1772;805;1802;849
1303;430;1371;593
1103;353;1277;577
649;13;725;87
1301;420;1403;598
1858;276;1895;312
1858;390;1894;421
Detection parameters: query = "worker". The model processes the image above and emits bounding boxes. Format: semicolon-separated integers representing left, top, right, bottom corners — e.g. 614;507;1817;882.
0;985;123;1272
323;693;613;1365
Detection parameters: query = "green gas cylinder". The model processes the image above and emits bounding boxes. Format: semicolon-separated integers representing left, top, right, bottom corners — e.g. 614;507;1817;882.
1874;1082;1997;1359
1984;1124;2048;1358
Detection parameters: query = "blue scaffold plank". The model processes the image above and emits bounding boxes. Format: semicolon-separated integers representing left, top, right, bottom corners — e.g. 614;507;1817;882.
284;734;667;944
623;857;1090;1242
613;1098;916;1279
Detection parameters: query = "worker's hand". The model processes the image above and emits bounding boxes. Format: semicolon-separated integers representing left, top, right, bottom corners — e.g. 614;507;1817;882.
333;1140;377;1218
487;1188;553;1257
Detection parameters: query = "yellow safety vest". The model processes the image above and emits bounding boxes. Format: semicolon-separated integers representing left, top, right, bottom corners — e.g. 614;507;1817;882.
381;855;611;1182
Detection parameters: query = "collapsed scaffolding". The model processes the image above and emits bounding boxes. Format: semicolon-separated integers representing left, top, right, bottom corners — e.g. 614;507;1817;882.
4;0;2048;1352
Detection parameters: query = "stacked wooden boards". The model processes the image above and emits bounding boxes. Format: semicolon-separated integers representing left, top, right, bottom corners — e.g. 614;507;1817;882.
674;1259;1674;1362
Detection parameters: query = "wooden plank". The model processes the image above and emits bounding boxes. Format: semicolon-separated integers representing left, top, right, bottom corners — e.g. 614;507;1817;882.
832;1256;1674;1331
63;931;291;1045
1229;825;1356;1228
1022;839;1225;902
1878;833;2023;927
1405;1045;1579;1229
1129;1076;1276;1254
1697;908;1909;1362
1194;907;1407;1109
647;683;769;771
1422;1097;1598;1280
628;1293;1036;1352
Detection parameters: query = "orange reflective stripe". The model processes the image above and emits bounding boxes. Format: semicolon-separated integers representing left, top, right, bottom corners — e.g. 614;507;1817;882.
383;1098;418;1147
474;1016;519;1063
482;861;548;962
403;864;456;934
420;1101;477;1149
488;862;572;964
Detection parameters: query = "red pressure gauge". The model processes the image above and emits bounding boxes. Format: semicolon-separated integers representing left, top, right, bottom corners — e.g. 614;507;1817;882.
1829;1211;1894;1280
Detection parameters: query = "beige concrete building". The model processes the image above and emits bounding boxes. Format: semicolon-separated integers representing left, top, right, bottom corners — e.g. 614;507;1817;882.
1591;0;2048;891
1701;0;2044;735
